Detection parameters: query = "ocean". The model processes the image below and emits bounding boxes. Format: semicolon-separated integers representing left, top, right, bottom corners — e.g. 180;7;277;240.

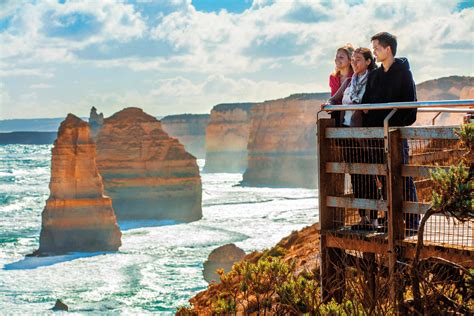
0;145;318;314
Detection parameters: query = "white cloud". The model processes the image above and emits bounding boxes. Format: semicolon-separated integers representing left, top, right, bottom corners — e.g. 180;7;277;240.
30;83;53;89
152;74;322;102
0;0;472;119
0;68;54;78
0;1;146;61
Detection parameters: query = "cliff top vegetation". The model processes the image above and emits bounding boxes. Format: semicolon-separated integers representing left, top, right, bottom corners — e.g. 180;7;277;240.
161;114;210;121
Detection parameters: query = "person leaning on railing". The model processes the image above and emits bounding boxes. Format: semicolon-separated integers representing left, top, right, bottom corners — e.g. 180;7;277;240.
322;48;380;229
361;32;419;232
328;43;354;127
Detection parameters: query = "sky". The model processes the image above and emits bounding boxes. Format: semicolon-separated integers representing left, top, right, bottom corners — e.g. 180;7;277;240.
0;0;473;119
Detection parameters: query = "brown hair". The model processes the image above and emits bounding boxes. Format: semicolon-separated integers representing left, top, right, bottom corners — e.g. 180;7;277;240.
333;43;354;76
371;32;397;56
353;47;377;71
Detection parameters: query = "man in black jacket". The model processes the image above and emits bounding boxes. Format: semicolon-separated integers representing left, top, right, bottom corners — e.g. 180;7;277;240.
362;32;417;126
357;32;418;233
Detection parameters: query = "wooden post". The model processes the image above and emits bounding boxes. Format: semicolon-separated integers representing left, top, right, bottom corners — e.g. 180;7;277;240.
387;129;404;307
363;252;376;309
318;118;345;302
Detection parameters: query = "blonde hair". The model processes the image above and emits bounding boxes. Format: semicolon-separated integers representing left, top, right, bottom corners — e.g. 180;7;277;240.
332;43;354;76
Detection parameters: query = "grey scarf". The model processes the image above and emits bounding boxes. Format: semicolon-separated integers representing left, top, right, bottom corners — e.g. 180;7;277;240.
348;70;369;104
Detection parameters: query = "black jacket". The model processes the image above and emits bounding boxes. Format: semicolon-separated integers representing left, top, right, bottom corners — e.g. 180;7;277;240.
361;57;417;127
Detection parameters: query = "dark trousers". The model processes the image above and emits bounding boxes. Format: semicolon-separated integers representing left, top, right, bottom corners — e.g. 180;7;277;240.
345;138;418;228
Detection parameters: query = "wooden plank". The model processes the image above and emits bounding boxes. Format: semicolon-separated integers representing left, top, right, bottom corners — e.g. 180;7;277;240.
409;149;464;165
403;202;431;215
326;196;388;211
326;162;387;175
325;126;461;140
402;165;452;178
399;126;459;139
402;165;469;178
325;235;388;254
326;127;384;139
402;244;474;268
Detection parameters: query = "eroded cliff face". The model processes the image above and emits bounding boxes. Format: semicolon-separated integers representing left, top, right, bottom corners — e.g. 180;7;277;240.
161;114;209;159
415;76;473;125
95;107;202;222
204;103;256;173
242;93;329;188
38;114;121;254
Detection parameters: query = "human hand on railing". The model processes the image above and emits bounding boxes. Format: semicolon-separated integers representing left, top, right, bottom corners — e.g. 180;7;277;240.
321;103;332;112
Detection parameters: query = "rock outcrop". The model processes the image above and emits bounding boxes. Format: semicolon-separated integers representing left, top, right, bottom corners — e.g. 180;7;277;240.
204;103;256;173
88;106;104;139
95;107;202;222
242;93;329;188
37;114;121;254
52;299;68;311
415;76;473;125
203;244;246;284
161;114;210;159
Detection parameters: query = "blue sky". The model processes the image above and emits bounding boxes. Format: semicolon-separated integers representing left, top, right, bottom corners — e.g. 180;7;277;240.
0;0;473;119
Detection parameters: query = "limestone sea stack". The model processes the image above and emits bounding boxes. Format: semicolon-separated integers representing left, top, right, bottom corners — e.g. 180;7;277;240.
95;107;202;222
203;244;246;284
161;114;210;159
88;106;104;140
37;114;121;254
204;103;256;173
242;93;329;188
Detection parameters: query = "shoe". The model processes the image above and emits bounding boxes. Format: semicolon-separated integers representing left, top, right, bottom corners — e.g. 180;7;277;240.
351;216;375;231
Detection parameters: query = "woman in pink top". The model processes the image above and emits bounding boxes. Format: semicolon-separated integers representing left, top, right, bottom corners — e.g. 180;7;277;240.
329;44;354;97
328;44;354;126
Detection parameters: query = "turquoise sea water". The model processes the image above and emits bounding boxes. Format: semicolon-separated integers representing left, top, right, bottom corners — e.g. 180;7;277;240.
0;145;318;314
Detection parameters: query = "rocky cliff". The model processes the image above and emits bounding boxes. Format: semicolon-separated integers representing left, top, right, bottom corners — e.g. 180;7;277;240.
204;103;256;173
242;93;329;188
416;76;473;125
95;107;202;222
161;114;209;159
37;114;121;254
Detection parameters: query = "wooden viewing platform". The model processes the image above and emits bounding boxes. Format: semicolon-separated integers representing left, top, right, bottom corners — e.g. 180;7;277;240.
317;100;474;303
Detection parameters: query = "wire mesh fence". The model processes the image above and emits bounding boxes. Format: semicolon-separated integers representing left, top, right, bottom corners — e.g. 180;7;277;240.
326;135;388;235
322;125;472;250
401;129;473;247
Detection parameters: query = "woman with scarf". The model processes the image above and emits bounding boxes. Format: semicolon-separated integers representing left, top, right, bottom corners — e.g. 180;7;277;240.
326;47;376;126
323;47;379;229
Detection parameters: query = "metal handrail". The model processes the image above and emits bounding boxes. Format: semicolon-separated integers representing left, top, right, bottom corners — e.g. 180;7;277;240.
321;99;474;112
